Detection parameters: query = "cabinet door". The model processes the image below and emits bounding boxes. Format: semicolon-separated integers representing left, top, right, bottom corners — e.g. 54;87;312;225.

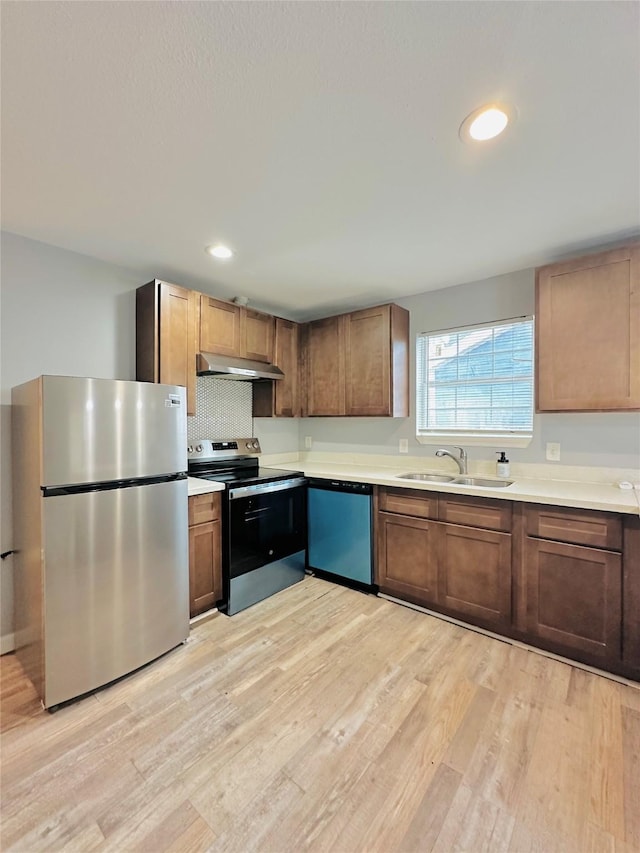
622;515;640;673
377;512;438;606
158;283;196;416
244;308;274;363
252;318;300;417
525;538;621;664
345;305;391;416
199;295;242;357
306;315;346;416
273;318;299;416
189;519;222;617
536;243;640;411
344;304;409;417
438;524;512;628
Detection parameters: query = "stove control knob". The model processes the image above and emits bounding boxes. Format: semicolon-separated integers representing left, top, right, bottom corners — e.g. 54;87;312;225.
187;445;193;454
251;440;260;450
195;444;203;453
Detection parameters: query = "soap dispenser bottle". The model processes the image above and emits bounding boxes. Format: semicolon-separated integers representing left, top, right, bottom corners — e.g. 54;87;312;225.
496;451;510;478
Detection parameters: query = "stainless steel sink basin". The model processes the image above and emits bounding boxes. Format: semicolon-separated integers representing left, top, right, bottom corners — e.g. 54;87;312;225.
397;472;456;483
452;476;513;488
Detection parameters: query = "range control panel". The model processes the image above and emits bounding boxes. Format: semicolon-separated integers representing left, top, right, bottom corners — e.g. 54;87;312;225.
187;437;261;462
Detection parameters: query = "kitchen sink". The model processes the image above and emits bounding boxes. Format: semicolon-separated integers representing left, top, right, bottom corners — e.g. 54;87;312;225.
452;476;513;488
397;472;456;483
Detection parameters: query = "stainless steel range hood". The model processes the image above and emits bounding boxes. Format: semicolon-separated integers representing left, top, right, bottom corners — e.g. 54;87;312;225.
197;352;284;381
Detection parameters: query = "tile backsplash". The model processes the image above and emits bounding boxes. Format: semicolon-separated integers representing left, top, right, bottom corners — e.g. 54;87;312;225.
187;376;252;439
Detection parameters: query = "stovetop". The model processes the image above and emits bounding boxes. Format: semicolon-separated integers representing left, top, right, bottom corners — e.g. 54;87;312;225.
187;438;303;489
192;466;304;487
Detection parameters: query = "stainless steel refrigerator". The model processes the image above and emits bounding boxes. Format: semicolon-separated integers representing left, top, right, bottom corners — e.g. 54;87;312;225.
12;376;189;709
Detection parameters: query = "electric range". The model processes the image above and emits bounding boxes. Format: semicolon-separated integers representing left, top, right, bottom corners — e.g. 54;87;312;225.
187;438;307;615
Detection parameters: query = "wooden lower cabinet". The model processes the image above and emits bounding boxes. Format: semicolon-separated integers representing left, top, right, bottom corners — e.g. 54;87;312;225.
188;493;222;618
623;515;640;674
377;512;511;627
376;487;637;680
525;538;622;665
438;524;512;628
377;513;438;606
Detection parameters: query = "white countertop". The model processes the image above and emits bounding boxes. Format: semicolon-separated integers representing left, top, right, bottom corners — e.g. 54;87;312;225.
187;477;225;497
270;461;640;515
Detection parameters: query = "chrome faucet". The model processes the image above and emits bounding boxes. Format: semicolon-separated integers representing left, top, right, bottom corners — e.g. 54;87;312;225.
435;446;468;475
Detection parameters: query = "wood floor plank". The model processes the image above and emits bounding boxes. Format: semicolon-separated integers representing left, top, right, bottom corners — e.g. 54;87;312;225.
431;782;516;853
120;798;216;853
1;576;638;853
621;706;640;847
588;674;626;841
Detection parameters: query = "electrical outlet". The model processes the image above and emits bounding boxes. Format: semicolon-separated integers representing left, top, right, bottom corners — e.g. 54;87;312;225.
546;442;561;461
304;435;313;450
399;439;409;454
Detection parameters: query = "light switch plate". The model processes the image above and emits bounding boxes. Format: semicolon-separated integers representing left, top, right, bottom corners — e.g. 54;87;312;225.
546;442;561;461
399;439;409;453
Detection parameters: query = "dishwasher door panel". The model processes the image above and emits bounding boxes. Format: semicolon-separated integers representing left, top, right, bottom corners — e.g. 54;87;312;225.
307;487;373;584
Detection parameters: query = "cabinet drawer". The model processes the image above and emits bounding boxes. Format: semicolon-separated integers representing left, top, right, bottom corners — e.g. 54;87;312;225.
438;494;512;532
188;492;221;526
378;487;438;520
525;505;622;551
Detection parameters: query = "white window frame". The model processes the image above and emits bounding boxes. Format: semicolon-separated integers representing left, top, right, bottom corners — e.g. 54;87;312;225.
415;316;534;448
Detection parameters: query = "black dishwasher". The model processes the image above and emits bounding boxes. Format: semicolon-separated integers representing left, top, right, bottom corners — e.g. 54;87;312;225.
307;478;375;590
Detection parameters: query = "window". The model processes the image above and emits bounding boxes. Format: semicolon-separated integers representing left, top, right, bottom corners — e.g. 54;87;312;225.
416;317;534;446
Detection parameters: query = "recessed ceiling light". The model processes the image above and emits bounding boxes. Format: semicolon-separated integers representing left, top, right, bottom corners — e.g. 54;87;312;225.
206;244;234;260
459;104;515;143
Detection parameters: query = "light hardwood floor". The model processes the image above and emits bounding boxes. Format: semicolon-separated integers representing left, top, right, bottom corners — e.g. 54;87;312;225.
1;576;639;852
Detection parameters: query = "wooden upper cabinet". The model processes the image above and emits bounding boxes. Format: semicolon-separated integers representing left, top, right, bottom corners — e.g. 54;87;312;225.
136;280;197;415
304;303;409;417
199;295;243;357
305;315;346;416
344;304;409;417
253;317;300;417
536;243;640;411
244;308;275;363
199;296;274;363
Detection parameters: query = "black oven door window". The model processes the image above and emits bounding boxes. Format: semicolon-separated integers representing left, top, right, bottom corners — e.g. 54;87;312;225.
229;485;307;578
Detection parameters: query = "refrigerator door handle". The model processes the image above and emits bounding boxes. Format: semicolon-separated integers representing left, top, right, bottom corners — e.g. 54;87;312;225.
42;472;187;497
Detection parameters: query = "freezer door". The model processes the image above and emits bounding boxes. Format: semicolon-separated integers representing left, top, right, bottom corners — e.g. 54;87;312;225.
42;376;186;487
42;478;189;708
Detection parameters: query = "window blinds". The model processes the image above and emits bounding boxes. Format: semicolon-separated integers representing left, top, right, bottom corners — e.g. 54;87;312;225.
416;317;534;436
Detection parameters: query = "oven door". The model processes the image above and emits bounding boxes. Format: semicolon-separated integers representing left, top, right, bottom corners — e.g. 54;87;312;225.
227;478;307;579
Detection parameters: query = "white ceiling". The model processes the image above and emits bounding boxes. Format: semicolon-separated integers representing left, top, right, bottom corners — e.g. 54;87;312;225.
2;1;639;321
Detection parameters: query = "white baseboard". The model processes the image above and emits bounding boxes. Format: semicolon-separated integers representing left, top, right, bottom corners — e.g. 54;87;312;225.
1;632;16;656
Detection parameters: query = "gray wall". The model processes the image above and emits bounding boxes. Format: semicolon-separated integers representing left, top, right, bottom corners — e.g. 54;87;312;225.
1;231;141;651
300;268;640;471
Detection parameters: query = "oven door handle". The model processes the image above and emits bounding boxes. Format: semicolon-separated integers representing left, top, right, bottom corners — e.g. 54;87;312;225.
228;477;307;500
